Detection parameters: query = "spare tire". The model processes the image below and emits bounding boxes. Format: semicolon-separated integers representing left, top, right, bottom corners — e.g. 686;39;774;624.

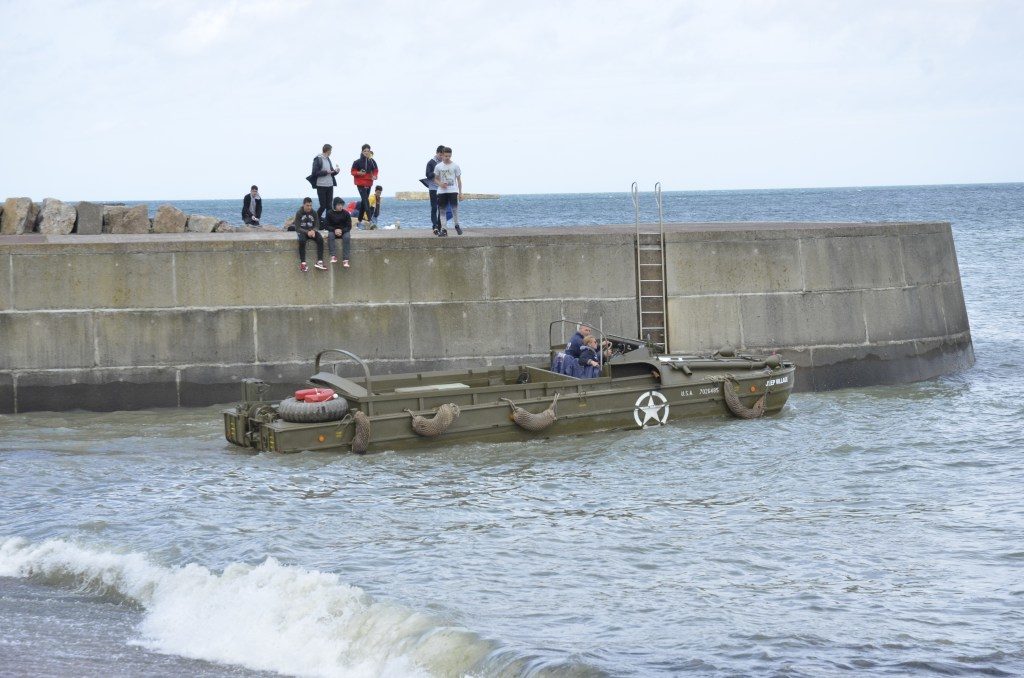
277;396;349;423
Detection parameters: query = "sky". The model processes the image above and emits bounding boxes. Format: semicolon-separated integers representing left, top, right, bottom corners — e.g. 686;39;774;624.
1;0;1022;200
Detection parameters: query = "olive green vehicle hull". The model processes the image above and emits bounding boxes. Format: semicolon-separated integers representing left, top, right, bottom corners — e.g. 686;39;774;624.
223;347;796;454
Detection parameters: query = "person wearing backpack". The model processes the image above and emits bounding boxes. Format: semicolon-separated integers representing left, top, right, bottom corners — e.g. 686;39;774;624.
306;144;340;221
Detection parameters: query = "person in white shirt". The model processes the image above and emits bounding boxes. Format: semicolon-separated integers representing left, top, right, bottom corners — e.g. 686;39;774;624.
433;146;463;236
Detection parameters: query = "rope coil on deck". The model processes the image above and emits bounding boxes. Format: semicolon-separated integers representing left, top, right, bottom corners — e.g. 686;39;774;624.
722;375;768;419
351;410;372;453
404;403;461;437
499;393;560;432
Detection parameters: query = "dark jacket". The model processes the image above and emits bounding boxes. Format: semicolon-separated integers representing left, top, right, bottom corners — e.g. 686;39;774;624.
308;155;338;187
242;194;262;220
565;331;585;358
578;345;599;367
425;157;440;190
351;156;379;188
323;209;352;235
293;208;320;233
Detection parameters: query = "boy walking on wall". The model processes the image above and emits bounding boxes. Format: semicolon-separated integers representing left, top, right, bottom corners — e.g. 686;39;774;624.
433;146;462;236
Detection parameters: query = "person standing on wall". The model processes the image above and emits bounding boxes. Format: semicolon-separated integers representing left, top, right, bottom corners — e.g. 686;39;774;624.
242;185;262;226
350;143;378;225
308;144;340;222
423;144;444;234
433;146;463;236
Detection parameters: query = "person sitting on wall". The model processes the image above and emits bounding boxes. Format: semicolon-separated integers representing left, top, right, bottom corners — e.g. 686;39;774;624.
368;185;383;228
293;197;326;273
242;185;262;226
323;197;353;268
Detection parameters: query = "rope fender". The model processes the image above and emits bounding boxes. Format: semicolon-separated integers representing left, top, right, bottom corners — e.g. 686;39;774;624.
404;403;461;437
499;393;560;432
722;375;767;419
351;410;372;453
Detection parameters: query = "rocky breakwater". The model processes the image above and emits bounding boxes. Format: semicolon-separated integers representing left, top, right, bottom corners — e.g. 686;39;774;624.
0;197;274;236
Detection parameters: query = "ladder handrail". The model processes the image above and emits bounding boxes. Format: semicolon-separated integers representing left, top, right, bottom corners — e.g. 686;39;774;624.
654;182;668;352
631;181;642;344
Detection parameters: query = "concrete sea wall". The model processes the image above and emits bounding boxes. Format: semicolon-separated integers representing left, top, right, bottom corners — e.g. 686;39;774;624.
0;223;973;413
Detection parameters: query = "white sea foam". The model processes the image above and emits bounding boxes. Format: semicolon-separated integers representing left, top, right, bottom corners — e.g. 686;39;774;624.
0;537;494;677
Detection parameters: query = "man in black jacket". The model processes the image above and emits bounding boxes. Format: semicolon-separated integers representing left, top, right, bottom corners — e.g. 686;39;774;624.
424;145;444;233
242;185;262;226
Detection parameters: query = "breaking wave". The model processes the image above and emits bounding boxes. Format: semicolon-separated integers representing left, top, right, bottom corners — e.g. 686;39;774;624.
0;537;496;677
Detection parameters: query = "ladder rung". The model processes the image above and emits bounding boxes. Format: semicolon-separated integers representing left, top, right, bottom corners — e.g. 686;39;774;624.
639;279;662;283
640;295;664;298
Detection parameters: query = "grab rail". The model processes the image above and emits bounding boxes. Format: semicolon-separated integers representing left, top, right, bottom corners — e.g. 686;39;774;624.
314;349;375;415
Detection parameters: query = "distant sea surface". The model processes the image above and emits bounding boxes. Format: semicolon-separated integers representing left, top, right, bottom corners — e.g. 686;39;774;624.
2;183;1022;677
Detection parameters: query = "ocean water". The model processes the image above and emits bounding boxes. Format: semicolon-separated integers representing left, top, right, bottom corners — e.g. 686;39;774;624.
2;183;1023;677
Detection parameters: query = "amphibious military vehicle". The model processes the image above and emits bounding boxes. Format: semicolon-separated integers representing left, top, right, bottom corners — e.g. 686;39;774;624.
223;320;796;454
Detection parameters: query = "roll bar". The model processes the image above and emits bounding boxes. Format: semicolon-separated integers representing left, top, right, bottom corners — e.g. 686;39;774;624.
314;349;374;413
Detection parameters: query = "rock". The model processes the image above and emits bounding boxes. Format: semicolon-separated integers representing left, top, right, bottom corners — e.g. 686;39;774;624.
283;216;296;231
76;201;104;234
37;198;77;235
186;215;219;233
102;205;127;233
106;204;150;234
152;204;187;233
214;220;235;233
1;197;39;235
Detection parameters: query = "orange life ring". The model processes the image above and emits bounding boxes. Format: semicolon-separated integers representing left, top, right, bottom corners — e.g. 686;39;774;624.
294;388;336;402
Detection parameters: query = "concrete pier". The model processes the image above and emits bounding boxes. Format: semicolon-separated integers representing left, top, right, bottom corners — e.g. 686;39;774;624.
0;223;973;413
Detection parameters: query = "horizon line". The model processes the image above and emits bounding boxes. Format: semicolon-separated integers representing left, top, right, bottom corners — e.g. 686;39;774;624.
34;180;1024;204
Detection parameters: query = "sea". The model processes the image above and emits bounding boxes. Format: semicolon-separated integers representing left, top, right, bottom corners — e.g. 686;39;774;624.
1;183;1022;677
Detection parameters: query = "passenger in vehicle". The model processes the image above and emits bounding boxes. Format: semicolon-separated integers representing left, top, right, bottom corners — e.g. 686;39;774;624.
577;335;602;378
565;324;592;358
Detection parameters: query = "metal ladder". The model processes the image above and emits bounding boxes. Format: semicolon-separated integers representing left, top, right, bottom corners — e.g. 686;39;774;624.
632;182;668;352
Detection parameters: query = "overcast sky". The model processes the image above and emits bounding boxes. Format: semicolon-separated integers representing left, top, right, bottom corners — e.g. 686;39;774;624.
1;0;1021;200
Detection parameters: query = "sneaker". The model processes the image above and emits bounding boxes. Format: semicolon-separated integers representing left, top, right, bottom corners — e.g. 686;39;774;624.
299;262;308;273
440;228;448;237
432;228;441;236
330;255;338;264
454;224;463;235
342;260;350;268
314;260;327;270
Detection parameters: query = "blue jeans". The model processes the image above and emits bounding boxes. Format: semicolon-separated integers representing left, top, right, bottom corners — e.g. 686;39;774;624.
328;229;351;260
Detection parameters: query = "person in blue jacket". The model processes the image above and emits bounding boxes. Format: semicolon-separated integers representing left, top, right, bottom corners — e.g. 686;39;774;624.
565;325;593;358
577;335;602;378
